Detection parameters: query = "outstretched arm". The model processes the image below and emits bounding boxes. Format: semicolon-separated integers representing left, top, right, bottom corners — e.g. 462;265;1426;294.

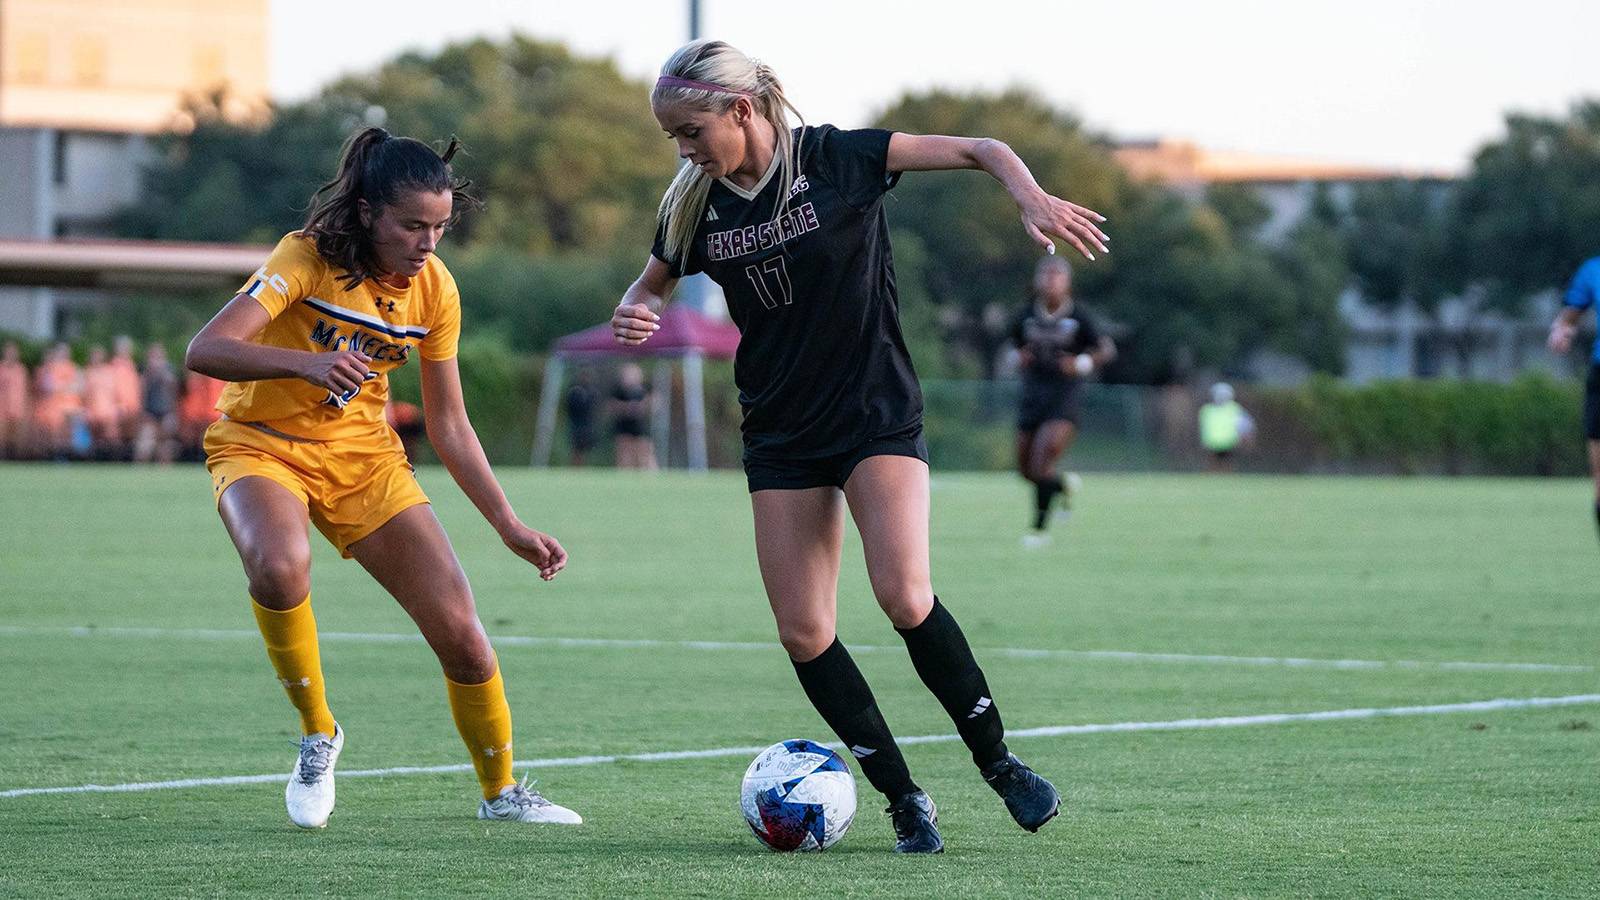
186;294;373;393
420;356;567;581
612;255;680;347
886;133;1110;261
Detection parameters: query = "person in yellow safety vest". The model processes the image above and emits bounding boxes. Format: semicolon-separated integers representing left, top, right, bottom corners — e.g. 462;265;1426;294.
1198;382;1254;472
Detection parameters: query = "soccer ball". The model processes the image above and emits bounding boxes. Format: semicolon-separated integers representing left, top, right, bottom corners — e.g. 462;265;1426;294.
740;739;856;851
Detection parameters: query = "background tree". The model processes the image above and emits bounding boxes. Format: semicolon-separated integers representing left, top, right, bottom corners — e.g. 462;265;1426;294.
118;36;675;256
1451;101;1600;307
874;88;1346;382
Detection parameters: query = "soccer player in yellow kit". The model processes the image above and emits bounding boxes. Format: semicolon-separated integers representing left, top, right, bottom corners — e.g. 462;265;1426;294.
186;127;580;829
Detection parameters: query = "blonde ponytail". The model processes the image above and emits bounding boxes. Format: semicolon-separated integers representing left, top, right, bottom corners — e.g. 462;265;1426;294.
651;40;805;265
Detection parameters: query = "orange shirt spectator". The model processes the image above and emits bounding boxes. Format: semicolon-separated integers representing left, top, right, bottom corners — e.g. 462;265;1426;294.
32;344;82;454
33;344;82;426
0;341;29;456
83;346;121;440
177;370;227;448
0;342;27;421
109;336;143;425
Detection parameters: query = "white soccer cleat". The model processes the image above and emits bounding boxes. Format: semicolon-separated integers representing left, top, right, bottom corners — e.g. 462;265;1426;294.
478;774;583;825
1022;532;1053;549
286;724;344;829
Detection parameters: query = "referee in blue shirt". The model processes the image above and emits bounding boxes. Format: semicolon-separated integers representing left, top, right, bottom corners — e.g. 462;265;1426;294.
1550;256;1600;537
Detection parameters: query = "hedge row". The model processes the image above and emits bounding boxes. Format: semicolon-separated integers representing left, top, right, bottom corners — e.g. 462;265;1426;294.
7;326;1588;475
1249;375;1587;476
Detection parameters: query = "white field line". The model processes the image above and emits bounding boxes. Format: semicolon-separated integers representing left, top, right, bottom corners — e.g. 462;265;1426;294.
3;693;1597;800
0;624;1591;674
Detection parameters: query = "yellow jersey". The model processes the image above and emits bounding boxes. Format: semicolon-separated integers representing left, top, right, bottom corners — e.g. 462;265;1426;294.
217;233;461;441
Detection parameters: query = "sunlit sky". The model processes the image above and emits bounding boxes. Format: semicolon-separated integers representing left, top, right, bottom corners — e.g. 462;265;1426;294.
271;0;1600;174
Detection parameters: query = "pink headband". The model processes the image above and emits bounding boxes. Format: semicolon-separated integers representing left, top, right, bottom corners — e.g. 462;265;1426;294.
655;75;751;96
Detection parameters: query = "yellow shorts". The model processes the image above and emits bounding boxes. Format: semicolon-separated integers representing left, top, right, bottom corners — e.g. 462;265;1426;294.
204;418;429;558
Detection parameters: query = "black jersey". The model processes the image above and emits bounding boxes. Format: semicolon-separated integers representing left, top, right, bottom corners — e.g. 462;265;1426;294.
610;382;648;436
1010;300;1102;389
652;125;920;459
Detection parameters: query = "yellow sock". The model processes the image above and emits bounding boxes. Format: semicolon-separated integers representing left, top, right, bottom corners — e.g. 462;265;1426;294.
445;662;515;800
251;595;338;737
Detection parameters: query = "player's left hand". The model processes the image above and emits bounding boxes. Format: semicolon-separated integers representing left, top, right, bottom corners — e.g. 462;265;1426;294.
1549;321;1576;354
1019;191;1109;261
501;523;568;581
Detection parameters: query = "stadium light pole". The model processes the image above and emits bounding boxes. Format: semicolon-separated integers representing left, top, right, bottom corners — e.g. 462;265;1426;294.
672;0;726;321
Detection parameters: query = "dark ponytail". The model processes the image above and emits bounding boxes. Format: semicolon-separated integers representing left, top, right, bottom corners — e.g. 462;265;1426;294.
301;127;479;290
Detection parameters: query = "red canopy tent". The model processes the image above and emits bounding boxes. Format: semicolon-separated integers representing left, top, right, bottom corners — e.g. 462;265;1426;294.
550;305;741;359
531;306;742;469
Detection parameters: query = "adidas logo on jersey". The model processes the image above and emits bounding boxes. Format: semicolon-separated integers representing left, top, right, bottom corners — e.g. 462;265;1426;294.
706;207;719;222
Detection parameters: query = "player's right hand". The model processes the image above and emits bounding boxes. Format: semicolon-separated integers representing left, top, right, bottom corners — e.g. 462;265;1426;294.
299;350;372;394
612;302;660;346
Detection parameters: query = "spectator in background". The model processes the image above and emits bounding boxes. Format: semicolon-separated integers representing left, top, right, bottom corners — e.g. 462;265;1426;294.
0;341;28;459
386;398;425;461
133;343;179;463
610;362;656;470
32;343;83;458
176;370;226;460
110;336;143;445
564;368;599;466
83;345;123;455
1198;382;1254;472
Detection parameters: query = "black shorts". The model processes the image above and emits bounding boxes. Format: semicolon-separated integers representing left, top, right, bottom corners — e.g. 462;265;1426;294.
569;424;598;452
1585;364;1600;440
613;417;647;439
1017;382;1082;431
744;425;929;493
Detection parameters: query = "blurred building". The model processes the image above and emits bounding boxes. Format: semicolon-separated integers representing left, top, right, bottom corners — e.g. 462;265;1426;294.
0;0;268;133
1114;138;1429;243
0;0;269;338
1114;139;1558;384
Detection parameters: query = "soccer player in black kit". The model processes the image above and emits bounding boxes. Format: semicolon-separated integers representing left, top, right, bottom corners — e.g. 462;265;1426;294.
612;40;1109;853
1012;256;1116;544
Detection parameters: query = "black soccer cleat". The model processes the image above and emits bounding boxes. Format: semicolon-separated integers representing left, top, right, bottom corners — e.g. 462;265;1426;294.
885;790;944;853
982;753;1061;832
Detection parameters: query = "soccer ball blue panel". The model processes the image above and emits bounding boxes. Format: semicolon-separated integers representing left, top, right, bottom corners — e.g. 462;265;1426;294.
739;739;856;851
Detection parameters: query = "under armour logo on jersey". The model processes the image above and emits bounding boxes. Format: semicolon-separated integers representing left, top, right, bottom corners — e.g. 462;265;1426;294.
788;174;810;197
482;742;512;758
375;298;396;313
705;207;719;222
967;696;993;719
849;745;877;759
278;676;312;689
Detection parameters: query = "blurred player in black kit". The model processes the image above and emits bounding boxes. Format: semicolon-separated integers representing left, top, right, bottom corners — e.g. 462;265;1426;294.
613;39;1110;853
1011;256;1115;545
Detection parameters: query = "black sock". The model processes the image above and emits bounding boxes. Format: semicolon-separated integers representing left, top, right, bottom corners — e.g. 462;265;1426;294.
896;598;1009;768
1033;476;1063;530
791;639;918;799
1593;502;1599;539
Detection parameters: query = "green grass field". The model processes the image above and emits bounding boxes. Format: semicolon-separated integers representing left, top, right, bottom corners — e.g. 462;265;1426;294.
1;463;1597;897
